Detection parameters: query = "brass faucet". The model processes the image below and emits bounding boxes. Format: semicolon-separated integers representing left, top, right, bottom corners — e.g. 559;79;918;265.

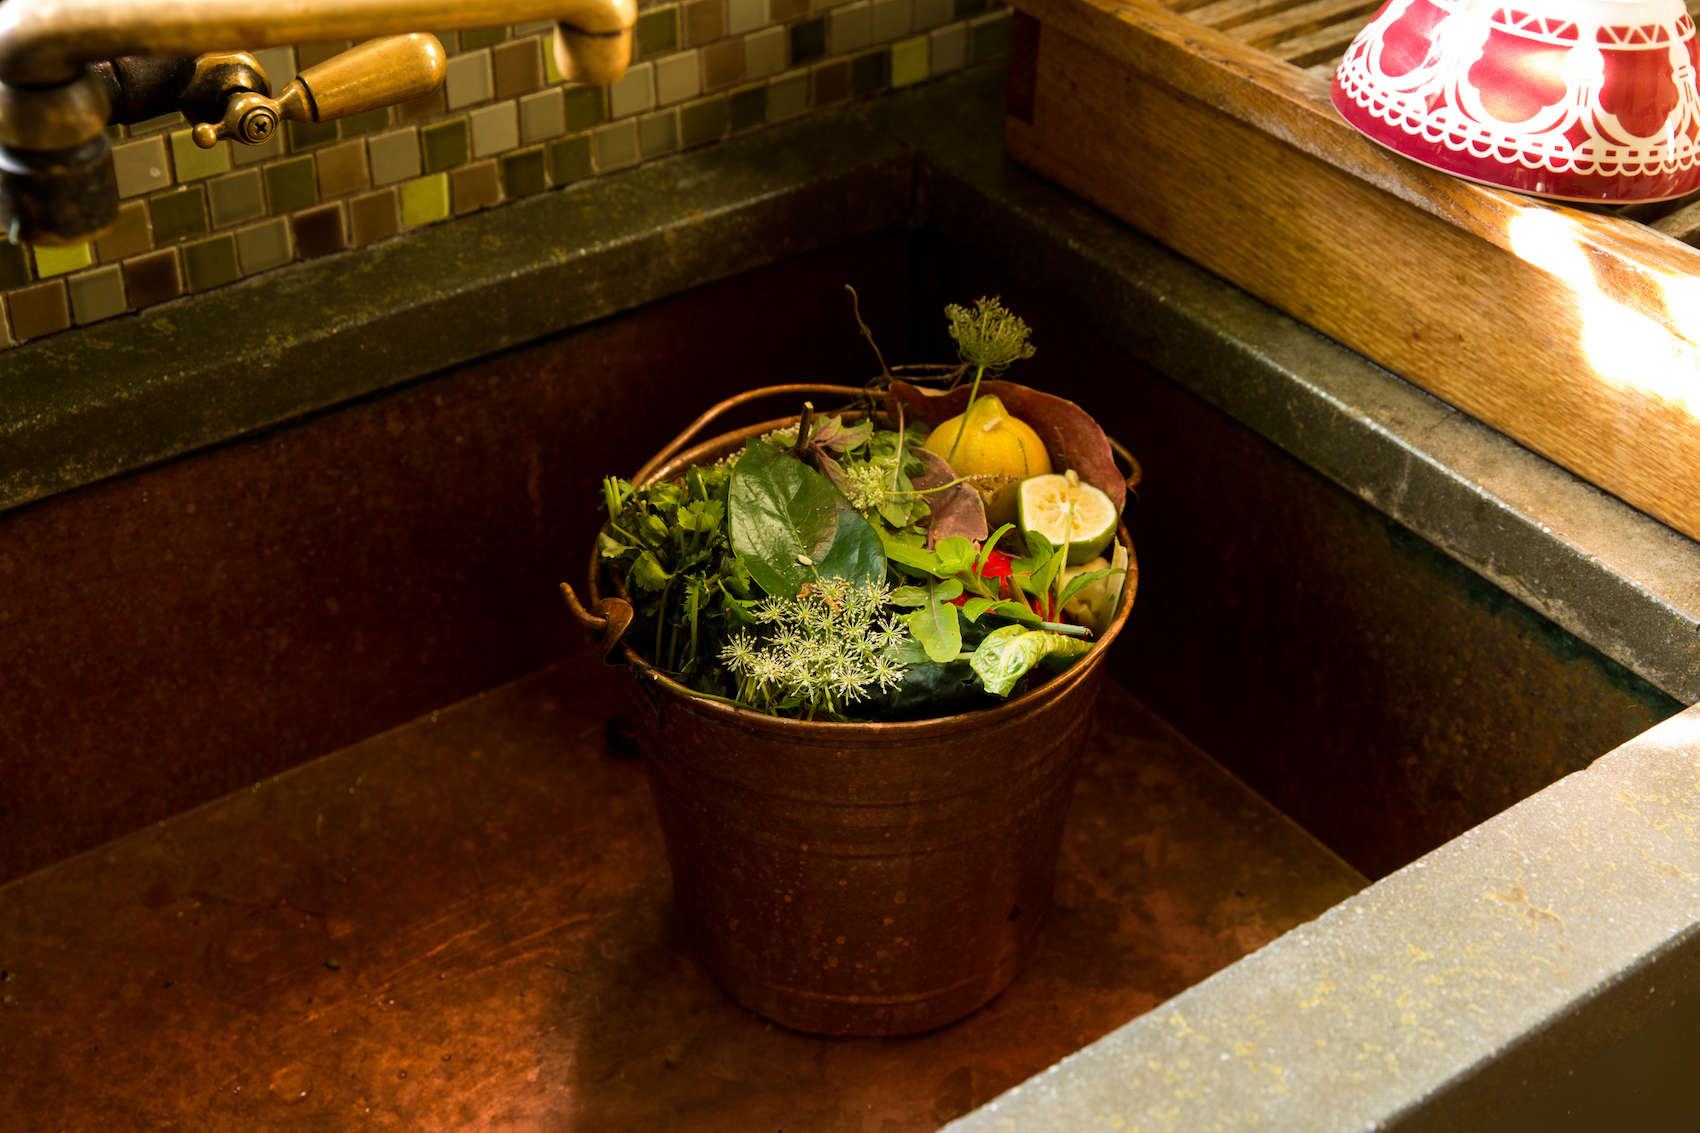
0;0;637;245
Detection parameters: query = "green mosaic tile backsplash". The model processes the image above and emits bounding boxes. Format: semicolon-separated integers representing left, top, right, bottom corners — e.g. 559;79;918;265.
0;2;1012;347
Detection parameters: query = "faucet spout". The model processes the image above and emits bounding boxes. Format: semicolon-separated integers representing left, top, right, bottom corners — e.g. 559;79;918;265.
0;0;636;243
0;0;637;86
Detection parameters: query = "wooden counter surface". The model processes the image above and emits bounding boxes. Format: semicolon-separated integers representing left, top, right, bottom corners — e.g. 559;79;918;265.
1;651;1362;1130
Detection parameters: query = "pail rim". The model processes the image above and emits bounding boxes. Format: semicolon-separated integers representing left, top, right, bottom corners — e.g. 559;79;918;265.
583;413;1139;735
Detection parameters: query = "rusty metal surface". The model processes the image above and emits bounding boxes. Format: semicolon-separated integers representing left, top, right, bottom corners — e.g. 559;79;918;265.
0;239;911;885
0;650;1363;1131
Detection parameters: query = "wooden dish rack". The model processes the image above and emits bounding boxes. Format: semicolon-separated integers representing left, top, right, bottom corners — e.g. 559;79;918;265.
1004;0;1700;545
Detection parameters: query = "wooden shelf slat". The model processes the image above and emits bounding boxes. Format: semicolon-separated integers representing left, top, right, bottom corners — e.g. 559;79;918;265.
1007;0;1700;546
1228;0;1381;49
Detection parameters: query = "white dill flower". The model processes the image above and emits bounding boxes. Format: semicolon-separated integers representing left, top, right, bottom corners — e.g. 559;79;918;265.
870;654;906;691
718;576;910;719
843;463;890;512
720;632;756;672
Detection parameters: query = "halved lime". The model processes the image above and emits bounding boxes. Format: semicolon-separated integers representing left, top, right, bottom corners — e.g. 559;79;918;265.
1018;471;1118;565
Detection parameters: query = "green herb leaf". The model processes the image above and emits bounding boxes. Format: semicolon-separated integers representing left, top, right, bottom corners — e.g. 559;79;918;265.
1058;567;1114;607
628;550;673;592
969;625;1092;696
728;440;885;598
880;531;946;576
905;578;963;663
934;535;978;576
597;531;633;558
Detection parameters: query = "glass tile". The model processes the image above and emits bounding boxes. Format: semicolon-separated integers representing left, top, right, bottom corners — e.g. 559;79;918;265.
636;8;680;58
368;128;423;186
399;174;451;227
679;96;730;148
5;280;70;341
112;136;170;198
729;84;767;130
449;161;501;215
592;120;639;169
264;158;319;214
32;243;92;278
492;37;545;100
67;266;128;325
207;169;265;227
520;89;567;144
638;110;679;157
148;187;209;242
446;50;495;109
0;242;30;288
655;53;702;105
891;34;929;86
289;203;348;258
169;130;232;181
121;249;183;308
563;86;608;132
547;135;594;183
286;118;340;151
850;46;890;95
235;217;293;272
348;190;400;245
421;119;470;174
471;102;521;158
790;18;827;63
182;234;241;292
500;148;548;197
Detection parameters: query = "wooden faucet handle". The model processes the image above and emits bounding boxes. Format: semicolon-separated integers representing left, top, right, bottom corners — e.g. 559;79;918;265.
277;33;447;123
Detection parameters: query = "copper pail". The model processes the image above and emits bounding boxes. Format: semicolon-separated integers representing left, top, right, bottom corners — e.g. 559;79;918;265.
563;384;1139;1035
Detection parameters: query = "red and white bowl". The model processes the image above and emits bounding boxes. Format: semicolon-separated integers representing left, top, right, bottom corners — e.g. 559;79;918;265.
1331;0;1700;201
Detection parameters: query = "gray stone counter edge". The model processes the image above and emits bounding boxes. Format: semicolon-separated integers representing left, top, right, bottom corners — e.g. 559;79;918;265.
945;699;1700;1132
3;65;1696;703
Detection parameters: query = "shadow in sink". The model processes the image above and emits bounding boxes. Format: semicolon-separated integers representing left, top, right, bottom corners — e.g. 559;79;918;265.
557;675;1365;1131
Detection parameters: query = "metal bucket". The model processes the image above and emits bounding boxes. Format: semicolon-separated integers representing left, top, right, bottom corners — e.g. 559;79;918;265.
563;385;1140;1036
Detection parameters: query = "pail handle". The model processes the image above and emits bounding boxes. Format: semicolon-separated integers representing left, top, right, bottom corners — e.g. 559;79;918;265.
1109;435;1142;497
632;383;865;486
559;581;634;657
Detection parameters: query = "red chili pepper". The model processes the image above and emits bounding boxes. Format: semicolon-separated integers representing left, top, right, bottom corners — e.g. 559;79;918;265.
946;548;1016;606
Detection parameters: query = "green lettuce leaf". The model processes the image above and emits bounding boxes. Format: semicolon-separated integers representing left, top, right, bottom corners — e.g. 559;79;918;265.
969;624;1092;697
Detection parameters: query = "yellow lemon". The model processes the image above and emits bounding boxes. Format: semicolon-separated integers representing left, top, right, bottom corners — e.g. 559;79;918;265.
922;395;1051;526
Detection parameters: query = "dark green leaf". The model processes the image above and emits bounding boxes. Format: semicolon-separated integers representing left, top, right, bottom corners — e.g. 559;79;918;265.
728;440;885;598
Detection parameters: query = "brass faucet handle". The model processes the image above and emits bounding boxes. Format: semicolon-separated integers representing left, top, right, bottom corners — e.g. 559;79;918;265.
190;34;446;149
